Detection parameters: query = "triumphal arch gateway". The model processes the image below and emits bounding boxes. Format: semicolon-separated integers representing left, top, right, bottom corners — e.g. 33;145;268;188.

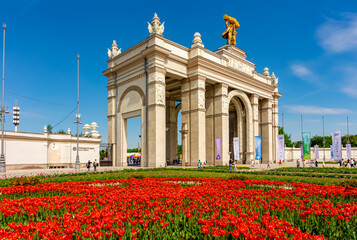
103;14;281;168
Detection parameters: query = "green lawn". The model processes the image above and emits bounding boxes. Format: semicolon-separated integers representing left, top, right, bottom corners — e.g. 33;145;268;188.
1;167;354;187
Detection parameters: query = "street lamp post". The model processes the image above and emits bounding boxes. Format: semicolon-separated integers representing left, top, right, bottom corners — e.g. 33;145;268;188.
74;54;81;170
0;23;8;173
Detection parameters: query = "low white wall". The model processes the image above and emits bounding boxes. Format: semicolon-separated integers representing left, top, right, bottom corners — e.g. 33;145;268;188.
3;131;101;169
284;147;357;161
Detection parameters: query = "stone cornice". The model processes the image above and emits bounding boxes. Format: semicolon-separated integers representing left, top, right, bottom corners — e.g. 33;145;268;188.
117;73;145;87
147;66;167;75
188;56;276;94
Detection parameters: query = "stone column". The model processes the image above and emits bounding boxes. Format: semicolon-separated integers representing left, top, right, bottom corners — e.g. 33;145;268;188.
189;75;206;166
214;83;229;165
166;97;177;164
261;99;273;163
147;67;166;167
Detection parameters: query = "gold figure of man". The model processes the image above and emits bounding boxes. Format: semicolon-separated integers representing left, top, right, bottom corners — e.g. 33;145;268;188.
222;14;240;46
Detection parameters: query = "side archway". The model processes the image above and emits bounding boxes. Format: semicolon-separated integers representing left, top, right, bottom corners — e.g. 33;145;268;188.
118;86;146;113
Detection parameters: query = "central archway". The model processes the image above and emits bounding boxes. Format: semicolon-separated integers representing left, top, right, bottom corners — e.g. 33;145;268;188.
227;90;253;163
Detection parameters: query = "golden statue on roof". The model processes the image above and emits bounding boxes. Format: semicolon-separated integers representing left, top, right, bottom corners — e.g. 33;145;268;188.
222;14;240;46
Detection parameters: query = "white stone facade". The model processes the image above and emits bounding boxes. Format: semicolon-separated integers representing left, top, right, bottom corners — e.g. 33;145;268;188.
3;131;101;170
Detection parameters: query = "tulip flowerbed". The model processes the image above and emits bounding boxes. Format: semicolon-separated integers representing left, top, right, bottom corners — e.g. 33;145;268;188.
1;178;357;239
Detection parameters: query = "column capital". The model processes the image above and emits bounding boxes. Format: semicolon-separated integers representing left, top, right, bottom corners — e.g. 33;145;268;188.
189;75;206;82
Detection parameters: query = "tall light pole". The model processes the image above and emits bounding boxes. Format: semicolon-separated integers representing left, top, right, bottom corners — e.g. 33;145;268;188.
322;116;325;165
74;54;81;169
0;23;8;173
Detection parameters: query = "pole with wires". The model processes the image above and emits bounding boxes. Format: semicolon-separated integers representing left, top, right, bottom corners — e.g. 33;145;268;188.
74;54;81;170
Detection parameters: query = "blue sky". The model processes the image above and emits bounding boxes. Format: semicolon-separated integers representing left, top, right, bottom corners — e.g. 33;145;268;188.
1;0;357;148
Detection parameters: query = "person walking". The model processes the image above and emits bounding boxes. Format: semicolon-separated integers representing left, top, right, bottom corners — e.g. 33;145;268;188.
203;161;206;169
93;159;98;171
229;158;234;171
86;160;91;171
315;159;318;167
251;159;254;168
297;159;300;168
267;161;271;169
198;160;202;169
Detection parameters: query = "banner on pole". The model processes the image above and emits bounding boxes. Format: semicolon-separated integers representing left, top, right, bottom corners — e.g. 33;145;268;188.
277;134;285;161
332;131;342;161
330;145;333;159
215;139;221;160
302;132;311;160
233;137;240;161
255;136;261;161
346;144;352;160
300;145;303;159
314;145;319;159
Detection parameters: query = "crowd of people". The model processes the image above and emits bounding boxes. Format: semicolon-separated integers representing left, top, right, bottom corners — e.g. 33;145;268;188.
339;158;356;167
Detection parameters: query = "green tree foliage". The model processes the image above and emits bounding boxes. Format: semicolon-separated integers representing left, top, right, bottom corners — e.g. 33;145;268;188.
100;149;108;160
47;125;53;133
127;148;140;153
278;127;293;147
56;130;67;134
178;145;182;155
294;134;357;147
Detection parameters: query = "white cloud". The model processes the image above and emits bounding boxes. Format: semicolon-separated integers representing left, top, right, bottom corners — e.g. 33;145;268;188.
290;64;312;78
317;13;357;53
285;105;352;115
337;122;355;126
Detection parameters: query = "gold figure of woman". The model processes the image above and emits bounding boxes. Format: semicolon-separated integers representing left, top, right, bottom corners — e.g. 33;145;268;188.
222;14;240;46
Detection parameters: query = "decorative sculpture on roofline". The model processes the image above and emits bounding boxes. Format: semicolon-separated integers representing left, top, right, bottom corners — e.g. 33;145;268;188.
148;13;165;35
222;14;240;46
108;40;121;58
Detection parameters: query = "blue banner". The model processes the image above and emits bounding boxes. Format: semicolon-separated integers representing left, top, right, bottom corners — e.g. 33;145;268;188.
330;145;333;159
255;136;261;161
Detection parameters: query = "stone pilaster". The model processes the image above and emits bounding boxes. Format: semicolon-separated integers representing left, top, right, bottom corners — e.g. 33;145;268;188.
249;94;259;161
214;83;229;165
166;97;177;164
272;93;280;163
147;67;166;167
181;78;190;166
261;99;273;163
189;75;206;166
205;85;215;165
107;85;116;166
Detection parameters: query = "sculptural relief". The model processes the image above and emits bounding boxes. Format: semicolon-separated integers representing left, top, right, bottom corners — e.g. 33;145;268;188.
156;84;165;105
222;87;228;96
149;72;165;83
198;91;205;109
254;107;259;120
222;97;229;114
198;80;205;90
228;58;253;76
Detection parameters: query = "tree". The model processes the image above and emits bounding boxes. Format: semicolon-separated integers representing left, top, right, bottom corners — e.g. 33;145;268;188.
177;145;182;155
47;125;53;133
278;126;293;147
100;149;108;160
56;130;66;134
